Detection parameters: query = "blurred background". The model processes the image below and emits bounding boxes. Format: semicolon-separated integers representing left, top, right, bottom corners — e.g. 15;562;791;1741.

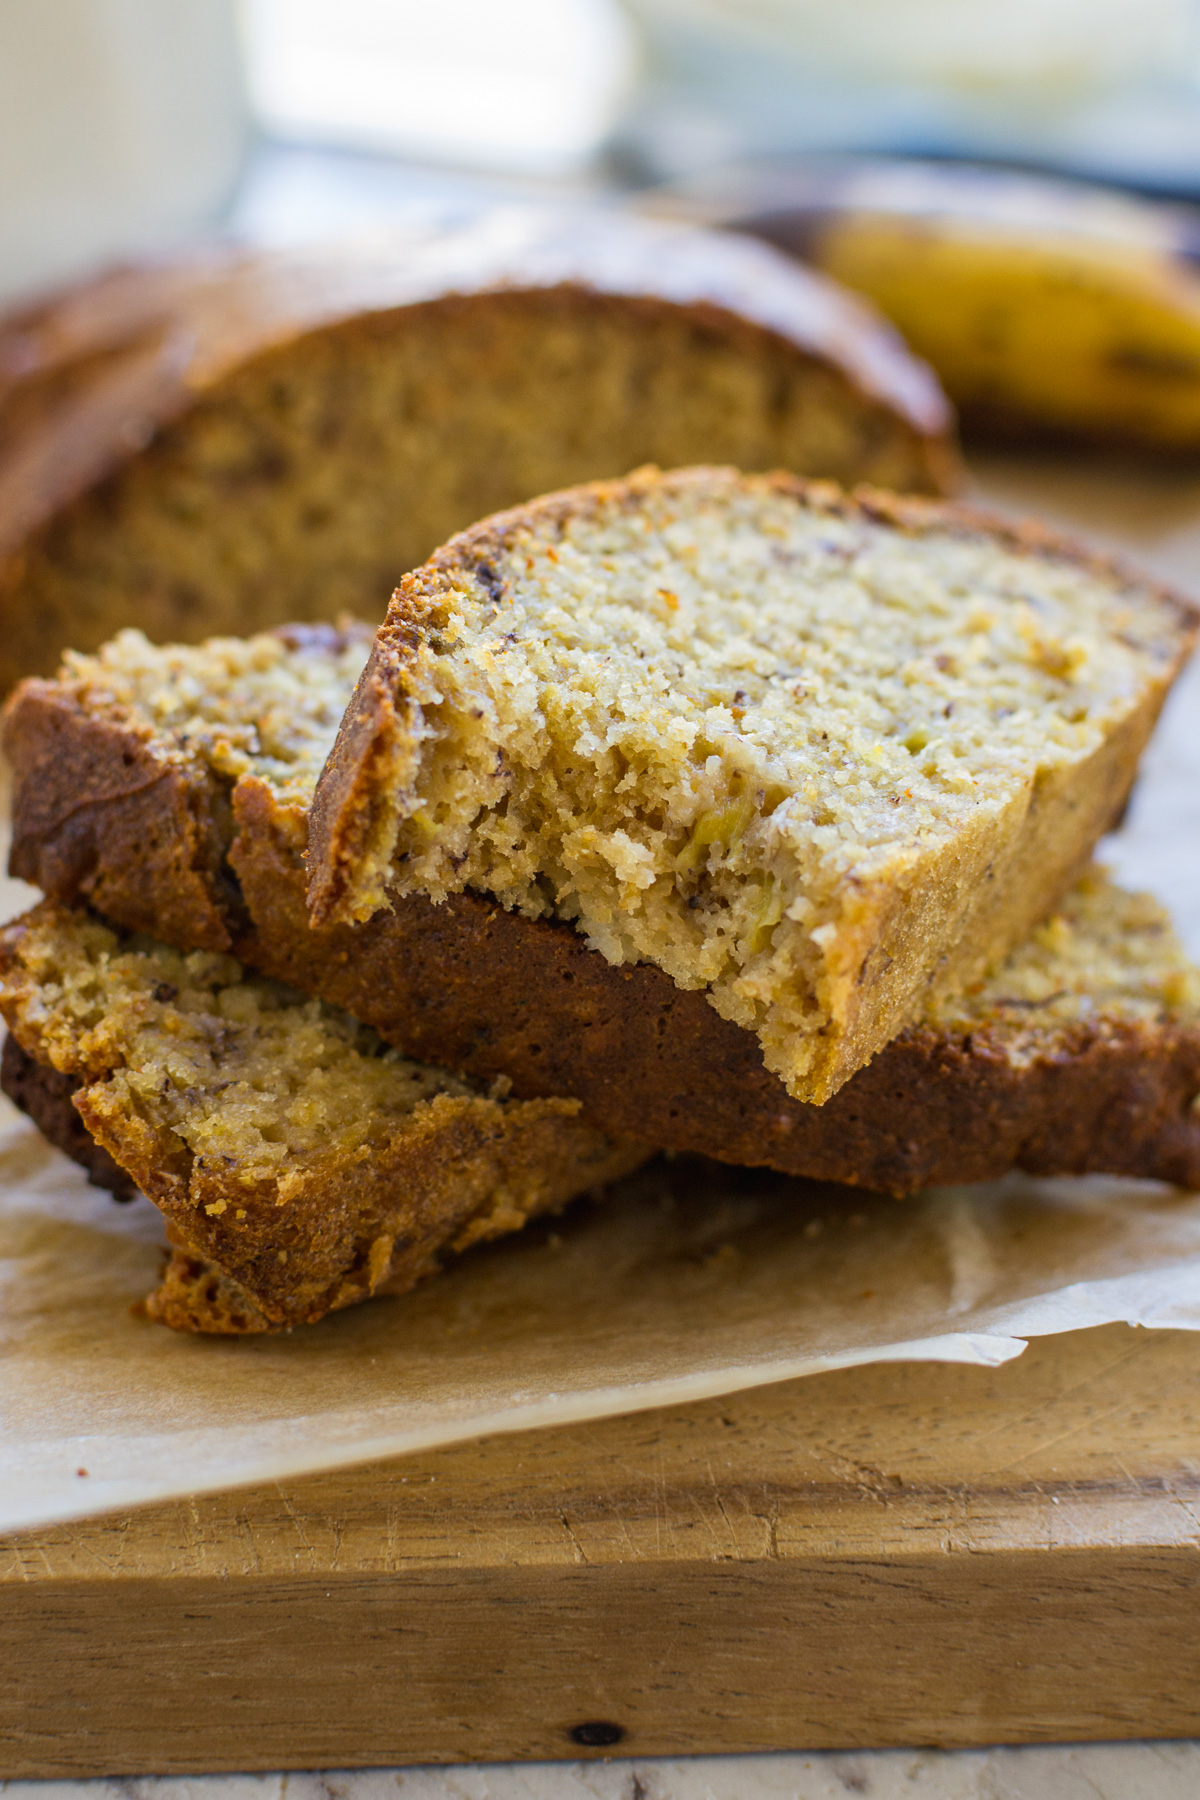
6;0;1200;305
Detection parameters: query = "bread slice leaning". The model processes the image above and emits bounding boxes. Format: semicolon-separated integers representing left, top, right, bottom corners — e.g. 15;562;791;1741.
307;467;1198;1104
0;904;647;1333
8;619;1200;1189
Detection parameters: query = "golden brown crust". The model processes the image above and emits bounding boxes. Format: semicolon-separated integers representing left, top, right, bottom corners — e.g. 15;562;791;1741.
0;1033;136;1199
0;216;960;693
2;678;237;950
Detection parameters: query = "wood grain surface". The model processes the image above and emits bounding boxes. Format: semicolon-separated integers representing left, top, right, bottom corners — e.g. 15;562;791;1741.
2;1320;1200;1775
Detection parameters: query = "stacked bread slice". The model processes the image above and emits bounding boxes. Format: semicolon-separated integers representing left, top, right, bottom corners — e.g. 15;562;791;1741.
308;468;1196;1106
0;906;645;1333
0;211;970;1334
3;467;1198;1333
0;621;647;1331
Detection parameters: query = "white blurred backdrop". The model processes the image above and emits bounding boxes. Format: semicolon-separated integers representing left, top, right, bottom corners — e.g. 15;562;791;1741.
7;0;1200;304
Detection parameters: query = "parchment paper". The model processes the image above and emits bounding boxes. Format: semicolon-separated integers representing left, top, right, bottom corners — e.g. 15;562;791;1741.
2;455;1200;1535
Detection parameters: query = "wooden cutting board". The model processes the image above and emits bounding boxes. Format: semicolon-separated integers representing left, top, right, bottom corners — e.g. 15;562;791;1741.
3;1319;1200;1775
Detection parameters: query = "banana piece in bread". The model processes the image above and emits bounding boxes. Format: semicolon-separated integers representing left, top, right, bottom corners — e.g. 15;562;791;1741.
0;209;958;693
307;467;1197;1105
8;615;1200;1190
0;904;647;1334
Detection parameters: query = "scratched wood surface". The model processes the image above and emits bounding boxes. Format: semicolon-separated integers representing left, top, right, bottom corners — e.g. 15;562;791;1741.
3;1320;1200;1775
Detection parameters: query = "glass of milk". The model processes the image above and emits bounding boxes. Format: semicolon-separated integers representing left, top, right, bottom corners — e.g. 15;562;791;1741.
0;0;249;306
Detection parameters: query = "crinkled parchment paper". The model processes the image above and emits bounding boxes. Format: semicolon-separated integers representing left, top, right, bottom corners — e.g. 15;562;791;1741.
2;458;1200;1534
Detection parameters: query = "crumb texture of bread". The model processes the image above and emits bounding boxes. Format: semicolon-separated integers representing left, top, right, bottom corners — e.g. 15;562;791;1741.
0;214;958;692
0;904;646;1331
309;466;1197;1105
56;620;371;815
926;867;1200;1053
2;621;370;950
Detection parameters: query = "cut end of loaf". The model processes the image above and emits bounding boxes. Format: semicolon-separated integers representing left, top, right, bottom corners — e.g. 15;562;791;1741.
0;214;960;696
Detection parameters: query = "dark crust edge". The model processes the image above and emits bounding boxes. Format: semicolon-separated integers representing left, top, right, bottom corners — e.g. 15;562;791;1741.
0;620;373;954
0;1033;137;1198
306;462;1200;927
0;679;236;952
237;797;1200;1194
143;1241;277;1334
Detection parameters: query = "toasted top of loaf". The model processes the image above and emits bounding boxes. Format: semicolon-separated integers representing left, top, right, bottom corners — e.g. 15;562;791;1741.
0;210;959;693
0;903;647;1330
308;465;1198;1104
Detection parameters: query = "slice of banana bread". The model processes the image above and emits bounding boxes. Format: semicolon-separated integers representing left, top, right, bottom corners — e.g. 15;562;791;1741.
5;619;373;951
8;620;1200;1190
308;466;1198;1104
0;209;958;693
0;904;647;1333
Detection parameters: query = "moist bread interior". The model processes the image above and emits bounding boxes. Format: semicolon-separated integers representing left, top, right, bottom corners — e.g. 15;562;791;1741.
61;620;370;821
309;467;1195;1103
8;622;1200;1191
5;910;477;1189
932;868;1200;1058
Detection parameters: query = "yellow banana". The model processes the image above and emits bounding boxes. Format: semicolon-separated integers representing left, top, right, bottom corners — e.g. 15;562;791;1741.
648;160;1200;452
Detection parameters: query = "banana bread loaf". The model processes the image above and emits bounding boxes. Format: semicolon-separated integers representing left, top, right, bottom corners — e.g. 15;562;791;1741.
0;903;646;1333
308;467;1198;1104
8;617;1200;1191
0;210;958;693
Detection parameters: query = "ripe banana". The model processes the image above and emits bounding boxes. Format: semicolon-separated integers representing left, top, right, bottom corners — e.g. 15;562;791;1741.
647;160;1200;452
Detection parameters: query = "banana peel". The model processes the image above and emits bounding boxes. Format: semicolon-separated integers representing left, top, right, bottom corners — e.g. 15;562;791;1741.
646;160;1200;453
